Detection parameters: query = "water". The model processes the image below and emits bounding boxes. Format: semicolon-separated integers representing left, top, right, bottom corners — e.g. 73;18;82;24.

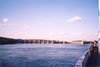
0;44;89;67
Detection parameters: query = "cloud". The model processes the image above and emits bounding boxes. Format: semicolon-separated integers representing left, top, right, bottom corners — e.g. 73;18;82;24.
58;32;68;36
67;16;82;22
0;24;12;27
3;18;8;22
0;18;10;27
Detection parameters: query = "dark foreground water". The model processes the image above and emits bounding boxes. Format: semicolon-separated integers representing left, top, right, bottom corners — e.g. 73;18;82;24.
0;44;89;67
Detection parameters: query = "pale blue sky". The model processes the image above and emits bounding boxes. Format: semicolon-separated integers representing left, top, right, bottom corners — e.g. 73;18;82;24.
0;0;99;41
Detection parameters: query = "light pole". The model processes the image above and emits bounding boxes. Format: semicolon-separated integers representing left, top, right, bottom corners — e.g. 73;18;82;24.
98;31;100;54
98;0;100;54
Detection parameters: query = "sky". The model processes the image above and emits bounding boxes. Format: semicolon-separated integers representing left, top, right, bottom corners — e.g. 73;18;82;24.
0;0;99;41
99;0;100;30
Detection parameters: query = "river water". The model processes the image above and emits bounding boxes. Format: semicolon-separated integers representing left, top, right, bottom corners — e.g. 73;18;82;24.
0;44;89;67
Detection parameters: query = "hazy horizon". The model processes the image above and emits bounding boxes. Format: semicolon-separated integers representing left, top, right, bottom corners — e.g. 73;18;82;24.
0;0;99;41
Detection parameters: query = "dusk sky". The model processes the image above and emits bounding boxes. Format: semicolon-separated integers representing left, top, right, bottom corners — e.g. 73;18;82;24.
0;0;99;41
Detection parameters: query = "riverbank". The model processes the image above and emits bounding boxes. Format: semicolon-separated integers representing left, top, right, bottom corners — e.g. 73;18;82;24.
0;37;17;44
0;37;92;45
0;37;68;44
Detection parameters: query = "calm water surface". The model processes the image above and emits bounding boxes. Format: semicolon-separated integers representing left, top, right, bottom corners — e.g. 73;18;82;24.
0;44;89;67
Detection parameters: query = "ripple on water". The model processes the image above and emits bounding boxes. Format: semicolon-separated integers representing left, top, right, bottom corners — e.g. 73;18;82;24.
0;44;89;67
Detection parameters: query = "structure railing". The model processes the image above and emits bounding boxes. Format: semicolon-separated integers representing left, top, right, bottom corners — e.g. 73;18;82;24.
75;50;89;67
